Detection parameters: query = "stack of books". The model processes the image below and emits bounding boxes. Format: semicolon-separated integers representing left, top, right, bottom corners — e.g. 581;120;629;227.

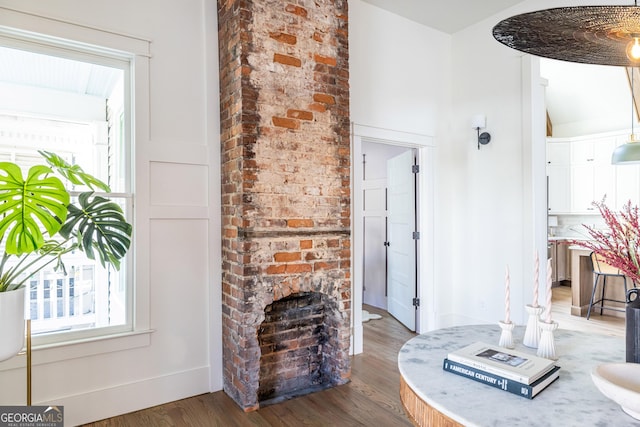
442;342;560;399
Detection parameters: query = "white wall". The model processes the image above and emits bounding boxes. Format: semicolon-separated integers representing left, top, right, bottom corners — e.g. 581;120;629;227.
349;0;452;137
350;0;565;331
350;0;452;333
447;8;532;327
443;0;629;327
0;1;220;425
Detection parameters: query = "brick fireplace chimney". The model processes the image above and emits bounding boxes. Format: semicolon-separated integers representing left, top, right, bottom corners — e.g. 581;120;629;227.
217;0;351;411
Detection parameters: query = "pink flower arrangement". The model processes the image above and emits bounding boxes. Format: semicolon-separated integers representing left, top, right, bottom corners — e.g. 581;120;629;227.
570;199;640;285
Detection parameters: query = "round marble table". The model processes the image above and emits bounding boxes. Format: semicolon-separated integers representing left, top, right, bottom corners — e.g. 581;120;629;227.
398;325;638;427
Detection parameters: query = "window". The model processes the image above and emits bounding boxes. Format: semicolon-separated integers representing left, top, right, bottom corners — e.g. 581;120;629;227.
0;40;133;345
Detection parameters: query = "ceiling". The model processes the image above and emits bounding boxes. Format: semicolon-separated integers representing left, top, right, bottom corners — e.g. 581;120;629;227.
361;0;526;34
362;0;633;137
541;59;630;136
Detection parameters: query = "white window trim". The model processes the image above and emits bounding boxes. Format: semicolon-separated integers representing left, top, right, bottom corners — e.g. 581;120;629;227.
0;9;152;369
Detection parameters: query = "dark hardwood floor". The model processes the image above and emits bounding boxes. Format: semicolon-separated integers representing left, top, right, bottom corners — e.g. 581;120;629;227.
83;305;416;426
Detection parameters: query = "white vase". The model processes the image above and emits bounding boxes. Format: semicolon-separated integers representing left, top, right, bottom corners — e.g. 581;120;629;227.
0;287;26;362
523;304;544;348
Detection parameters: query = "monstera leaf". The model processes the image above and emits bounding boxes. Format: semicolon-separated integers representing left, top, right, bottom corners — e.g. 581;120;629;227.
0;162;69;255
59;192;132;270
39;150;110;192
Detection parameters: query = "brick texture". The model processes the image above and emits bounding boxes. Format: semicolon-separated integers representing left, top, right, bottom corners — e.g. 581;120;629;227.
218;0;351;411
258;292;343;402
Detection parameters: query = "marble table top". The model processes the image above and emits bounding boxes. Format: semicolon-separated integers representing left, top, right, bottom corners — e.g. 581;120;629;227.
398;325;637;427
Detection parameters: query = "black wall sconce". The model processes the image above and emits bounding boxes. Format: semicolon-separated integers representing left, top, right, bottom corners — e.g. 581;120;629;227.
472;114;491;150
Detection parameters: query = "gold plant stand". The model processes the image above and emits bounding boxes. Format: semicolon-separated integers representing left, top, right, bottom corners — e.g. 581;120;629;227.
26;319;31;405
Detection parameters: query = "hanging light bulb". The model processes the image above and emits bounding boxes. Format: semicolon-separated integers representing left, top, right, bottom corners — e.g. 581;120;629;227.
627;35;640;63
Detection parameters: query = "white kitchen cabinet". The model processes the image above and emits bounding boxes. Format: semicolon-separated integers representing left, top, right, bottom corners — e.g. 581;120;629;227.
571;165;615;212
571;138;614;164
548;165;571;213
593;139;616;163
615;164;640;210
570;138;616;213
571;165;596;212
548;142;570;164
547;142;571;213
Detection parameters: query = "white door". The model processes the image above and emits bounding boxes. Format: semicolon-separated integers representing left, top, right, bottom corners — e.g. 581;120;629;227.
363;178;387;309
386;150;416;331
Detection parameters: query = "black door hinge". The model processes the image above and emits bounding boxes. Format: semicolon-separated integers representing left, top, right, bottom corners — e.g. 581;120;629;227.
412;164;419;174
412;297;420;307
412;231;420;240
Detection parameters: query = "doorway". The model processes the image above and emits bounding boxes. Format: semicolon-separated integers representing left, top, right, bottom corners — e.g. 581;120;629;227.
362;142;417;330
351;124;435;355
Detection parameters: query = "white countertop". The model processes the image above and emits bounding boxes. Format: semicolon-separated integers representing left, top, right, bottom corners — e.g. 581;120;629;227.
398;325;635;427
568;245;592;251
548;236;591;241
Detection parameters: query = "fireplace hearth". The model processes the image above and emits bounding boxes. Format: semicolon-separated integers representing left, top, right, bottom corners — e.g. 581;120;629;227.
258;291;345;405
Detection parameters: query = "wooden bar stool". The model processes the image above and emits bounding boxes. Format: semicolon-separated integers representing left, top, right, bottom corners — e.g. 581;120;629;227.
587;252;628;319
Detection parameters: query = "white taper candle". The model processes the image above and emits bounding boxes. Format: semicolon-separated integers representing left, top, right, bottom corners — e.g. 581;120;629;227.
546;258;553;322
505;265;511;323
533;252;539;307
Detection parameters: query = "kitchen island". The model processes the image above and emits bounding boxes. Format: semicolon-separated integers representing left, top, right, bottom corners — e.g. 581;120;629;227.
569;246;626;318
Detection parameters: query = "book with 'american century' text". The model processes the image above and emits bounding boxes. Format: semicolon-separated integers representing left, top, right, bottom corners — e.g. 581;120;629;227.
443;358;560;399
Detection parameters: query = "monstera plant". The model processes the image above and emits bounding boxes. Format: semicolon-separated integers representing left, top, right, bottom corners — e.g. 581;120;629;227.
0;150;132;361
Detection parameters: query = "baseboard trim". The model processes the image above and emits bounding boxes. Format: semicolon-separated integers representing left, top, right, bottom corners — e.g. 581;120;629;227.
351;322;364;355
40;366;211;426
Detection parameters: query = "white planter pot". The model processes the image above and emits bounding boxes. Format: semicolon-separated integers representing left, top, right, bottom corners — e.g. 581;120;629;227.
0;287;26;362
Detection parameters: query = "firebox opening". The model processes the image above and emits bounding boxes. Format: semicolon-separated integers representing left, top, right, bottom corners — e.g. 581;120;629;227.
258;291;343;405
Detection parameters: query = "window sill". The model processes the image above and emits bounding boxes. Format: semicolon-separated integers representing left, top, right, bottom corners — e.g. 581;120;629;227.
0;329;154;371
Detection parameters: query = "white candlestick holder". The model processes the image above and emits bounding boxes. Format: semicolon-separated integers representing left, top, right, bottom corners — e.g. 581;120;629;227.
523;304;544;348
536;320;558;360
498;320;515;349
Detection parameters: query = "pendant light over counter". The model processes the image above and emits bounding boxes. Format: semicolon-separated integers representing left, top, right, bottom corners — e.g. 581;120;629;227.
613;67;640;164
492;2;640;164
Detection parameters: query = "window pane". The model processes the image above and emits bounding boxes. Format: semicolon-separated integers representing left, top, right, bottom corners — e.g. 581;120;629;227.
0;43;132;340
17;253;128;334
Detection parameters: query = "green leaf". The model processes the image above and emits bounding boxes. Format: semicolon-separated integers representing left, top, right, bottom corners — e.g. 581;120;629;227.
60;192;132;269
39;150;111;192
0;163;69;255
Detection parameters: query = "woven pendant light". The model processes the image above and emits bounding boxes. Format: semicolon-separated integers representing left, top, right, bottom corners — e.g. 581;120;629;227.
493;4;640;67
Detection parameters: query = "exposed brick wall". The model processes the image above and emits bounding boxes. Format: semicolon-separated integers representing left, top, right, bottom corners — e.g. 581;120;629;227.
218;0;351;411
